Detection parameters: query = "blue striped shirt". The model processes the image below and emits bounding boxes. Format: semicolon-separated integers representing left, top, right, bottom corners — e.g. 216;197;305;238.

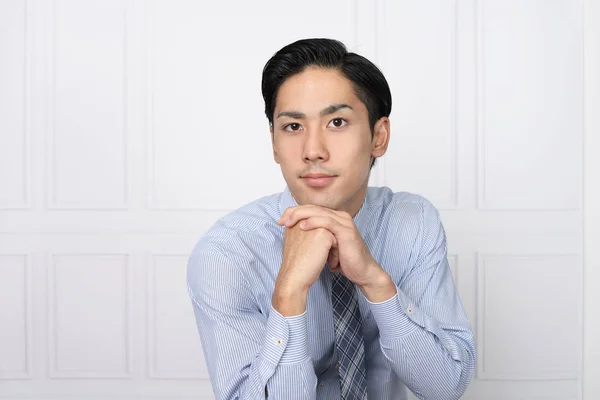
187;186;476;399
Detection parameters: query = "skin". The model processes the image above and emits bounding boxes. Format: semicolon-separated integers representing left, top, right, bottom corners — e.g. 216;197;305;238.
269;67;398;316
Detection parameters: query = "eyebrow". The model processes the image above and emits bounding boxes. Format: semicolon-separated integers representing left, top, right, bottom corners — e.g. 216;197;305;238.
276;103;353;120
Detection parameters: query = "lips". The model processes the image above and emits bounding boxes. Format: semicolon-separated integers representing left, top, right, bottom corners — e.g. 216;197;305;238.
301;174;336;188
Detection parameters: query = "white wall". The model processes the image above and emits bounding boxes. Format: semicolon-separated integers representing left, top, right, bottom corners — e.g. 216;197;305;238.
583;0;600;398
0;0;597;399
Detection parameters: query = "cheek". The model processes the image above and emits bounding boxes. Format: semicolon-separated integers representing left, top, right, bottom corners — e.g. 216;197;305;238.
335;135;372;162
274;141;301;169
279;145;300;161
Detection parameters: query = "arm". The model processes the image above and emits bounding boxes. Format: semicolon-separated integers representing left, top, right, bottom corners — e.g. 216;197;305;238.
187;243;317;400
365;199;476;400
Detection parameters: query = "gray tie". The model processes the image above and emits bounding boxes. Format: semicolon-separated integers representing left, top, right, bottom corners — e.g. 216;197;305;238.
331;272;368;400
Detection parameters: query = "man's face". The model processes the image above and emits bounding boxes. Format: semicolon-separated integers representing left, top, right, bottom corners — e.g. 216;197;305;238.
271;67;389;215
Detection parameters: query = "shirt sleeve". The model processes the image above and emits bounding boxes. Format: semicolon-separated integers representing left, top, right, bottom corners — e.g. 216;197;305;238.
187;243;317;400
366;198;476;400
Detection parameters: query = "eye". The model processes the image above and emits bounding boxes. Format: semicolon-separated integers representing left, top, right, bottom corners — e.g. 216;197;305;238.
283;122;302;132
328;118;347;128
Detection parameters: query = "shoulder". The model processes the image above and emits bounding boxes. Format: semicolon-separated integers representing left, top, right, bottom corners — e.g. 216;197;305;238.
186;191;283;300
366;187;447;277
365;186;444;255
367;186;440;227
187;191;282;278
192;191;282;253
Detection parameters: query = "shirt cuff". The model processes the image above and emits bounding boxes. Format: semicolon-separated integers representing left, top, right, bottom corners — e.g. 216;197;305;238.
263;306;309;366
280;311;309;364
367;287;421;340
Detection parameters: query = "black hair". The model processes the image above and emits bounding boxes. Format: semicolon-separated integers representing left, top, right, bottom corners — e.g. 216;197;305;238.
261;38;392;169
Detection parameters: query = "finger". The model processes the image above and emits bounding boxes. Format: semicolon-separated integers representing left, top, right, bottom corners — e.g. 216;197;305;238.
277;205;318;226
327;245;339;269
278;205;352;226
282;206;353;228
298;216;350;240
276;207;295;226
331;251;340;270
286;205;352;219
327;252;336;270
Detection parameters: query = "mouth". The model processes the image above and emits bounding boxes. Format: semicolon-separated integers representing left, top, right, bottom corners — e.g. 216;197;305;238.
301;174;337;188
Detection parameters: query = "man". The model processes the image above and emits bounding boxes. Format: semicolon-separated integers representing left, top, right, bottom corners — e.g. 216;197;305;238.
187;38;475;400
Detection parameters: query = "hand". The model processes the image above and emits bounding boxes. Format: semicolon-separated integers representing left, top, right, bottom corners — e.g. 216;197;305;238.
278;205;397;302
272;222;336;316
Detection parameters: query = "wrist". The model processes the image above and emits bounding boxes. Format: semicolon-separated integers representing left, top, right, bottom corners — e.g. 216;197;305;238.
358;265;397;303
272;284;309;317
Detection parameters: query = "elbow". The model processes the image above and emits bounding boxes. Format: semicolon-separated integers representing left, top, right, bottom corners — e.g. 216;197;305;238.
446;347;476;400
414;351;476;400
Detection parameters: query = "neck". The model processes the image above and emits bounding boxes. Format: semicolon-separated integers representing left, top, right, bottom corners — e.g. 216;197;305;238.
344;181;369;218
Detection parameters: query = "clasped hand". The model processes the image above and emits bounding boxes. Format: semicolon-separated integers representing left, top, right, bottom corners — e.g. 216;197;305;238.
277;205;380;288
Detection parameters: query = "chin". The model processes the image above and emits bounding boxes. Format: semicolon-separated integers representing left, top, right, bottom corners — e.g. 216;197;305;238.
299;191;344;210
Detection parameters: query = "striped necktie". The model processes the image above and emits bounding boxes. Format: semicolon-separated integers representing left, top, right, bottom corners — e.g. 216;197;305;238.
331;272;368;399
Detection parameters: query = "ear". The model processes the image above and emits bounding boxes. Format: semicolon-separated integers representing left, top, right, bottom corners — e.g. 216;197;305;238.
371;117;390;159
270;124;280;164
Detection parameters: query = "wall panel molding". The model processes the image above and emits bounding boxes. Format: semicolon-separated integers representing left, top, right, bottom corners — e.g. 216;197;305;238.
381;0;459;209
0;0;31;210
48;253;132;378
47;0;129;210
476;253;581;380
0;254;33;379
475;0;583;210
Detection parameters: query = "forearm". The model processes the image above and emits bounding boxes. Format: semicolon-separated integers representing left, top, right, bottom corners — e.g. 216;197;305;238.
192;296;317;399
369;289;475;400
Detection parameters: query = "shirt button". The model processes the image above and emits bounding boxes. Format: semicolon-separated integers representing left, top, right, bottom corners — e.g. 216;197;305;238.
406;306;413;314
336;361;340;369
318;382;324;389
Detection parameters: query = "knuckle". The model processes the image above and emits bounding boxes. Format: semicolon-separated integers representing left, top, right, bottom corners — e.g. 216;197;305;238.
313;226;326;235
313;227;330;238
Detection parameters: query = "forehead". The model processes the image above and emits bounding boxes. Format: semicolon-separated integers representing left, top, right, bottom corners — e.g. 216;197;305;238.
275;67;362;112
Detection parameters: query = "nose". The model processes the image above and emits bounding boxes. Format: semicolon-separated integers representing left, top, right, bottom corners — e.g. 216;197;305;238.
301;127;329;163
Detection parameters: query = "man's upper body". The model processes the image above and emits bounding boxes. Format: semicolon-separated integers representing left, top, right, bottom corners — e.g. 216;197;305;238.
187;185;475;399
187;38;475;399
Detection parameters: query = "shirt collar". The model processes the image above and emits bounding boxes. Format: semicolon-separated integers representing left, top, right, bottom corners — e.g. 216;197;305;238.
278;186;371;234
